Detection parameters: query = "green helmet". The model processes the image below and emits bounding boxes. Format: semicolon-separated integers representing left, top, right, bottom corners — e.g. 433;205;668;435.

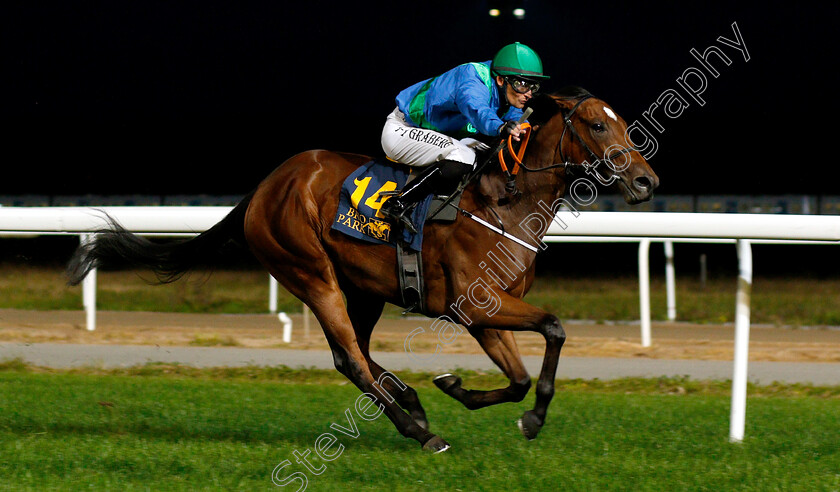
491;42;550;80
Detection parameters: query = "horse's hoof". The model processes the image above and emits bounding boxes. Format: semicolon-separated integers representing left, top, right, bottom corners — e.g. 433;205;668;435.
517;410;543;440
433;373;461;394
421;436;451;454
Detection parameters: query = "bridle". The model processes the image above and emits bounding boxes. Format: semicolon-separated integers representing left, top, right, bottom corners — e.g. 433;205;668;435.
428;94;640;248
429;94;637;220
517;94;637;186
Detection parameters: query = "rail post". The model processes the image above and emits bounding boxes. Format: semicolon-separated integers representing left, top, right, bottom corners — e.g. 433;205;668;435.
269;275;278;313
729;239;752;442
638;239;652;347
664;240;676;321
80;233;97;331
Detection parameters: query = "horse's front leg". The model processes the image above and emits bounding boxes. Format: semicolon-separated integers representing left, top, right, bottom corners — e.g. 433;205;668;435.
518;315;565;439
434;328;531;410
452;293;566;440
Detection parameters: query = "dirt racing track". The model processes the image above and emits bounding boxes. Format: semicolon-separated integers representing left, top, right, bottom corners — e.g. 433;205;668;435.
2;309;839;385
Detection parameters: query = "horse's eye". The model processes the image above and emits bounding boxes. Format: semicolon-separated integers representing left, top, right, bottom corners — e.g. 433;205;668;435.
592;122;605;133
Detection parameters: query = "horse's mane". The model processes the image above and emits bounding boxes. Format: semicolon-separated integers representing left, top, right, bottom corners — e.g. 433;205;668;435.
553;85;593;100
474;86;594;176
525;86;593;126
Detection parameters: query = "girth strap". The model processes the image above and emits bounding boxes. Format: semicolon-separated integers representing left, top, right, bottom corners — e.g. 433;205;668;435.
396;241;425;313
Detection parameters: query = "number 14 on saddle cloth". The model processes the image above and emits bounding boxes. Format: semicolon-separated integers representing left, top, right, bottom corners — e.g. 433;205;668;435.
331;158;432;251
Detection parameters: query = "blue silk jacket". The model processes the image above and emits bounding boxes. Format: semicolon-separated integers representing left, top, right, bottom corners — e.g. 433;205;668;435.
395;61;523;138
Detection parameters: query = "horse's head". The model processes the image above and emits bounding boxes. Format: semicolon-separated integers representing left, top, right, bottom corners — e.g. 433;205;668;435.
525;88;659;204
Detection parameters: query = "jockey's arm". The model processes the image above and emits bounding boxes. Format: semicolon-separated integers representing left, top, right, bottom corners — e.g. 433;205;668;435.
453;74;507;136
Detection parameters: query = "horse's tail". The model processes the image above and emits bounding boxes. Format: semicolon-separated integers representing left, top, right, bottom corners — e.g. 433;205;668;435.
66;191;255;286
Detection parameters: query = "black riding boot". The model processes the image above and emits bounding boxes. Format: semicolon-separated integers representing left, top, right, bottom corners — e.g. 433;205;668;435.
380;160;470;234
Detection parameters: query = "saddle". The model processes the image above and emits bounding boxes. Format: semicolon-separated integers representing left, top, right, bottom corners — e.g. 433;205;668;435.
397;125;533;313
330;158;461;313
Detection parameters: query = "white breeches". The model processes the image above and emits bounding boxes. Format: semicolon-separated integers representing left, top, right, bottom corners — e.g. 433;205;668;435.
381;107;487;168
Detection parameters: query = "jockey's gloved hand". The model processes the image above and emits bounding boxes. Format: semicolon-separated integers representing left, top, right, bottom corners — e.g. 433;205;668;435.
499;121;522;140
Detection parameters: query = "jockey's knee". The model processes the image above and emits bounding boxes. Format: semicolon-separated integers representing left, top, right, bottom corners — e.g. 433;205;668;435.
432;159;472;195
438;159;471;180
442;143;476;168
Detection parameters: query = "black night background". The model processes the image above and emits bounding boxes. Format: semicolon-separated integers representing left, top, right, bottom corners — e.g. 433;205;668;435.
2;0;838;275
3;1;837;196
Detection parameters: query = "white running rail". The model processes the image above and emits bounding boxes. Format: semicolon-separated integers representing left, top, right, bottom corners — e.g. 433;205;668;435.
1;207;839;443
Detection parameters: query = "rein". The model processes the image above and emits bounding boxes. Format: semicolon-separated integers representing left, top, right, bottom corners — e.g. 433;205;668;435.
452;94;637;251
506;94;636;186
427;95;637;250
426;107;533;221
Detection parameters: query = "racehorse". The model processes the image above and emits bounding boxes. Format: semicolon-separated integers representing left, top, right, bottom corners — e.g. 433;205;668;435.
67;87;659;453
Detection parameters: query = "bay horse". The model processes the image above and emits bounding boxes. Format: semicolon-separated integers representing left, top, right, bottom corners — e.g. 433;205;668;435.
67;87;658;453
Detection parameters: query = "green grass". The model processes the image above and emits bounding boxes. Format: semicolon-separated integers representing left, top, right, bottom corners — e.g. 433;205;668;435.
0;363;839;490
1;264;839;326
0;265;300;314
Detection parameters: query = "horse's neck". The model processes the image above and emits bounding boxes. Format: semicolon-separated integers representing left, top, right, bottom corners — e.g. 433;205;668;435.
485;130;567;240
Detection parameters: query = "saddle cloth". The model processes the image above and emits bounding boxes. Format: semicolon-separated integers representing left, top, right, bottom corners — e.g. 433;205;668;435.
331;158;432;252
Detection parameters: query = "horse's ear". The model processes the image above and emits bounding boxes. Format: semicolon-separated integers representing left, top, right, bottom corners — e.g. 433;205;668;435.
524;93;561;126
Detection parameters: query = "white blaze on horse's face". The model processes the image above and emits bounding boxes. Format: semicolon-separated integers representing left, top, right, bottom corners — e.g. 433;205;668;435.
603;106;618;122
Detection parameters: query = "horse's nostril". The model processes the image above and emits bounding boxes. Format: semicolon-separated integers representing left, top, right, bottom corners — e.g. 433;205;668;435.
633;176;652;192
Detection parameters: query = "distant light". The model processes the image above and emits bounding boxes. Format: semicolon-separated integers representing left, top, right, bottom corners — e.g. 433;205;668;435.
488;8;500;16
513;8;525;19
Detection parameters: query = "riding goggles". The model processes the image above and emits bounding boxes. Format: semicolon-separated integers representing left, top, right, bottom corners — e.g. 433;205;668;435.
506;77;540;94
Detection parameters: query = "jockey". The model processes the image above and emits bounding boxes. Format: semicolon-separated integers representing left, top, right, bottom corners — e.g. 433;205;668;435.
379;42;550;233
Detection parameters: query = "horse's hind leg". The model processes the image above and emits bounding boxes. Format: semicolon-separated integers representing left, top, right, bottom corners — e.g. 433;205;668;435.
344;286;429;430
274;268;446;450
434;328;531;410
